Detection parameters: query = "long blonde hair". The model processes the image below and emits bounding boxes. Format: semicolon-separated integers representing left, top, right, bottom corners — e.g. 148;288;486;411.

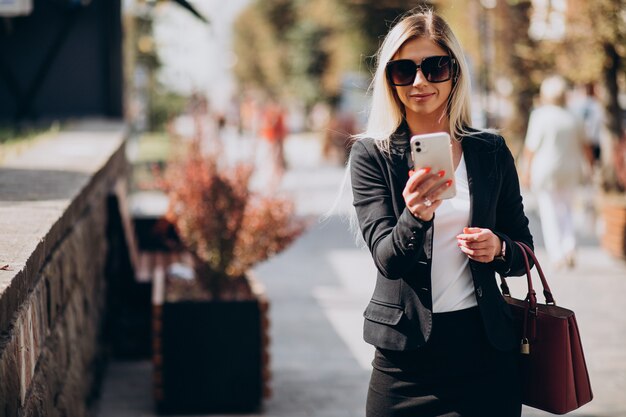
357;8;473;152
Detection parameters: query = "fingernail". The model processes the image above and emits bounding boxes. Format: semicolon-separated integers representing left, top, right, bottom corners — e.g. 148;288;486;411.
437;170;445;177
446;179;453;186
408;170;414;177
423;167;432;174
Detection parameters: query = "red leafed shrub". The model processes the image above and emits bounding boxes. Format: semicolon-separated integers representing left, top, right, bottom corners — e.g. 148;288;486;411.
160;139;305;298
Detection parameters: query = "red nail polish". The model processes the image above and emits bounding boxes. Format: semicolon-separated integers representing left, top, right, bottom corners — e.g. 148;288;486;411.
446;179;453;186
438;170;445;177
408;170;414;177
423;167;432;174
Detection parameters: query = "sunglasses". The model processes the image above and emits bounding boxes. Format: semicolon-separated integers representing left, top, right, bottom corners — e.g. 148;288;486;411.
386;56;456;86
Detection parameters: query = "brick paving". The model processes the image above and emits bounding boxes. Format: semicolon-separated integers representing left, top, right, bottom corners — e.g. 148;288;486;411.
95;132;626;417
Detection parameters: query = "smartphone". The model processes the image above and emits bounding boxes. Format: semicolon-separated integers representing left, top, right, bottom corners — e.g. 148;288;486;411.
410;132;457;200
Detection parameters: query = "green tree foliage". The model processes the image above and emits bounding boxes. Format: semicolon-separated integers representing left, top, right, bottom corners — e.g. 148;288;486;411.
125;1;209;132
232;0;416;106
343;0;421;63
443;0;625;150
498;0;538;144
233;5;289;99
575;0;626;190
545;0;625;140
149;90;188;132
134;14;161;71
233;0;625;172
287;21;331;105
233;0;354;106
494;0;626;147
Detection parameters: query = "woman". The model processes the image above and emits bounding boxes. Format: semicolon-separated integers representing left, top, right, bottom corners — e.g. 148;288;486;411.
349;9;534;417
523;75;586;269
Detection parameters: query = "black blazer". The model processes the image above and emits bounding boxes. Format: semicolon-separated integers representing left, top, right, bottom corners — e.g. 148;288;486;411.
350;127;533;352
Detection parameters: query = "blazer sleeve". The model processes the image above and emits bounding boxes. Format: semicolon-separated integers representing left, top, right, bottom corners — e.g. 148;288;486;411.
349;140;432;279
490;140;534;277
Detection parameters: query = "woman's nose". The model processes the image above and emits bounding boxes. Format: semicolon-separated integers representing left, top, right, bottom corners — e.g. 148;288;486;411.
412;69;427;86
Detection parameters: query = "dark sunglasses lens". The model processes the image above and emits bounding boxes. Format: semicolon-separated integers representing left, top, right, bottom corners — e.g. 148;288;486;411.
388;60;417;86
422;56;452;82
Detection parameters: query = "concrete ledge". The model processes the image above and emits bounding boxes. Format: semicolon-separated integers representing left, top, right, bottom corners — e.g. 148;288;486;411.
0;120;127;334
0;120;128;416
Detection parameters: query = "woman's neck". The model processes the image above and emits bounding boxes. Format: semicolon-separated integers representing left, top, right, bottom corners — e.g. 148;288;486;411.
405;112;449;136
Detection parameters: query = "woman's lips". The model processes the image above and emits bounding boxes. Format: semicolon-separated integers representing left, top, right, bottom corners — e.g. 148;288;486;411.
409;92;435;101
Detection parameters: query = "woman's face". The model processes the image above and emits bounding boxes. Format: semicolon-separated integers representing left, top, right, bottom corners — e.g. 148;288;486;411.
391;37;453;122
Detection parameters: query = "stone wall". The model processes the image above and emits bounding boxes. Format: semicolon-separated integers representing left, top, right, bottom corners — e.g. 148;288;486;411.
0;121;129;417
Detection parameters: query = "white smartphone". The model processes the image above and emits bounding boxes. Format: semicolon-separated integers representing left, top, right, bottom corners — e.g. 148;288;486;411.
409;132;457;200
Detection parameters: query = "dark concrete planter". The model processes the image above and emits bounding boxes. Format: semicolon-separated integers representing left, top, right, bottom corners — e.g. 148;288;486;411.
152;274;271;414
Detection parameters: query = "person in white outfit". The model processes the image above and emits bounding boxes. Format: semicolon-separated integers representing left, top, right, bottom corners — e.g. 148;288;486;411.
523;75;586;269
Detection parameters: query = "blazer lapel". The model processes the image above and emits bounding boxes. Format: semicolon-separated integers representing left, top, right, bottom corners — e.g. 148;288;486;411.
462;138;496;227
388;150;410;185
388;123;411;182
384;124;412;216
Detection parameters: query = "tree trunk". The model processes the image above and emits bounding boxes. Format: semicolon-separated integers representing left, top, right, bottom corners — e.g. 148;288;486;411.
601;42;625;192
502;1;536;146
602;42;623;139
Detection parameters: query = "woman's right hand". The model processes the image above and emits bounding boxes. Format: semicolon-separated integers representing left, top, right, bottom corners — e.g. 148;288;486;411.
403;167;452;221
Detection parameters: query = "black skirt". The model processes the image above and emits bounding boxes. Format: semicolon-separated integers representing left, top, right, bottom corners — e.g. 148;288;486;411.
366;306;521;417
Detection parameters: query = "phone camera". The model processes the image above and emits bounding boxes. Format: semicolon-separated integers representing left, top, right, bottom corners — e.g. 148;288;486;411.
416;147;422;152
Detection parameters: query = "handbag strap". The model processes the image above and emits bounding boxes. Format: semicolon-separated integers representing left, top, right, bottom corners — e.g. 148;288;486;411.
499;242;556;306
517;242;556;304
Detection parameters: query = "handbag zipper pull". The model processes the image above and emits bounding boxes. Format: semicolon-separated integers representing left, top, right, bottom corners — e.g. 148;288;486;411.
520;338;530;355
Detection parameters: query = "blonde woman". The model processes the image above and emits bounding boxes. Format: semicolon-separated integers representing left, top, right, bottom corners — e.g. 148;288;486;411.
349;9;534;417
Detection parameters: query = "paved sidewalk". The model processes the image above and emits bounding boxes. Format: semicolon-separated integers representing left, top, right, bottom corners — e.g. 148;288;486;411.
96;132;626;417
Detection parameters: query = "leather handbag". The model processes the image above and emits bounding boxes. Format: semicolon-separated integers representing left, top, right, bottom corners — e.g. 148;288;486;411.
499;241;593;414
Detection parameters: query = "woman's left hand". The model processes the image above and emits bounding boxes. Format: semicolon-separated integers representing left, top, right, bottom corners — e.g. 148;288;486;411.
456;227;502;263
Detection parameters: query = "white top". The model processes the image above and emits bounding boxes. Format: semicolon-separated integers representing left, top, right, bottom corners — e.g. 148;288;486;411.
525;105;585;191
431;154;477;313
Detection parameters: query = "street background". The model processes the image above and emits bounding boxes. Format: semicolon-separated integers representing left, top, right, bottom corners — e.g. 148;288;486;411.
96;131;626;417
3;1;626;416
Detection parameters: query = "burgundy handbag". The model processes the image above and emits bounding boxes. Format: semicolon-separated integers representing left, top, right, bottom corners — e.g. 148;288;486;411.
499;241;593;415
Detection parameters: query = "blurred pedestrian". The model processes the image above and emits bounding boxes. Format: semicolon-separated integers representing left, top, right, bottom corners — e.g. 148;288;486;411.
522;75;586;269
349;8;533;417
570;82;603;229
260;102;288;181
572;82;604;170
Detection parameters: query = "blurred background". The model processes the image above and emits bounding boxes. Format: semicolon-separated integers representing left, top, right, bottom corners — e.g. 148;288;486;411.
3;0;626;190
2;0;626;416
